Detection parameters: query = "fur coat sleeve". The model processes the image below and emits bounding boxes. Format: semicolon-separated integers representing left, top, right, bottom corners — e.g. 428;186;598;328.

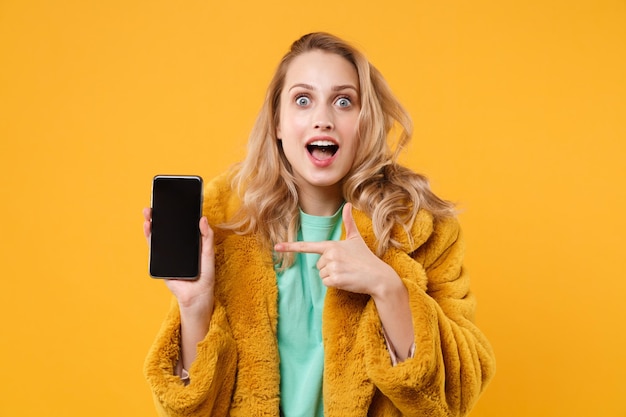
321;209;496;416
143;173;241;416
143;298;237;416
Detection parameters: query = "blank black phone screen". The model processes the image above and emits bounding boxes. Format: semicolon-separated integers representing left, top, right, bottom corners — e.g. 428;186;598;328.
149;175;203;278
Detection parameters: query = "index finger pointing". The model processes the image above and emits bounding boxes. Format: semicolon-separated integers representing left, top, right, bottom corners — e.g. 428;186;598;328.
274;241;332;254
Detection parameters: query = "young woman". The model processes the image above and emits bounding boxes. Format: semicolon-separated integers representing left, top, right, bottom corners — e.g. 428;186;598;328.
143;32;495;416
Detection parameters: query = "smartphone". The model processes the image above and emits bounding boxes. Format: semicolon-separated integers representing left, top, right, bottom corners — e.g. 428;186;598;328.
149;175;203;279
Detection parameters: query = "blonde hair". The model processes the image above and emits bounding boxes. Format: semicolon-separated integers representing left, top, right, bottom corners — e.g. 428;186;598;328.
224;32;455;267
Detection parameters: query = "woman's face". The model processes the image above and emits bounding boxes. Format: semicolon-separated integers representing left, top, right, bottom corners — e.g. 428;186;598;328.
276;50;360;202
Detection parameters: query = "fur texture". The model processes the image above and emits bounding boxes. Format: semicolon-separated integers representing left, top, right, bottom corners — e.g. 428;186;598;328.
144;172;495;416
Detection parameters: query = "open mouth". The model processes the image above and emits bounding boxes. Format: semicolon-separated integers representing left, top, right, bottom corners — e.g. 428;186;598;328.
306;140;339;161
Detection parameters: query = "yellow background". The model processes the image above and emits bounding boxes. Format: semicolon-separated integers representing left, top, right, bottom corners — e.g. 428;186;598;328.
1;0;625;415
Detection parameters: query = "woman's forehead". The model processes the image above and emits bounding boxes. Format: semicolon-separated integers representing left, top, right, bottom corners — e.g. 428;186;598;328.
283;50;359;92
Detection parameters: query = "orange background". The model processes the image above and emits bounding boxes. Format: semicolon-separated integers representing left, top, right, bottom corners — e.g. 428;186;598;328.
1;1;625;416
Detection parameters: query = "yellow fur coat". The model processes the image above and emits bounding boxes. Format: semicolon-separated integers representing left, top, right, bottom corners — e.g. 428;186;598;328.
144;173;495;416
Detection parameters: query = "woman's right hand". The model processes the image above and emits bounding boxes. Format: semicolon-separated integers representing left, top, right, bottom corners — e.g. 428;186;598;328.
143;207;215;371
142;207;216;311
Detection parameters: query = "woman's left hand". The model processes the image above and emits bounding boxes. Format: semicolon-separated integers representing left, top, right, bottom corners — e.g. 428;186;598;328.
274;203;400;297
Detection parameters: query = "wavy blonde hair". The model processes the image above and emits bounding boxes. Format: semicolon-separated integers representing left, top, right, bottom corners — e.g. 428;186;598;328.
224;32;455;268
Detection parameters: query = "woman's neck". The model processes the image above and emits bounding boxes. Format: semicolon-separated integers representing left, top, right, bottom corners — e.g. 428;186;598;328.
297;185;344;216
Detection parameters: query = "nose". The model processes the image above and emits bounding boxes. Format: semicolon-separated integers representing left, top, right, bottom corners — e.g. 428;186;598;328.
313;106;334;130
314;120;333;130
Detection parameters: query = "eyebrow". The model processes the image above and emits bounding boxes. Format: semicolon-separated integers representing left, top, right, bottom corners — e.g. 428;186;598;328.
288;83;359;93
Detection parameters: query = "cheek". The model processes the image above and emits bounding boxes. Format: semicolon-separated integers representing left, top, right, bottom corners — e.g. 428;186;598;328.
340;117;360;144
343;125;361;164
280;113;308;138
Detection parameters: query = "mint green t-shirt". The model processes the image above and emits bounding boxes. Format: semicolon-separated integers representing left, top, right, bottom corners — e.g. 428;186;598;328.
276;206;344;417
